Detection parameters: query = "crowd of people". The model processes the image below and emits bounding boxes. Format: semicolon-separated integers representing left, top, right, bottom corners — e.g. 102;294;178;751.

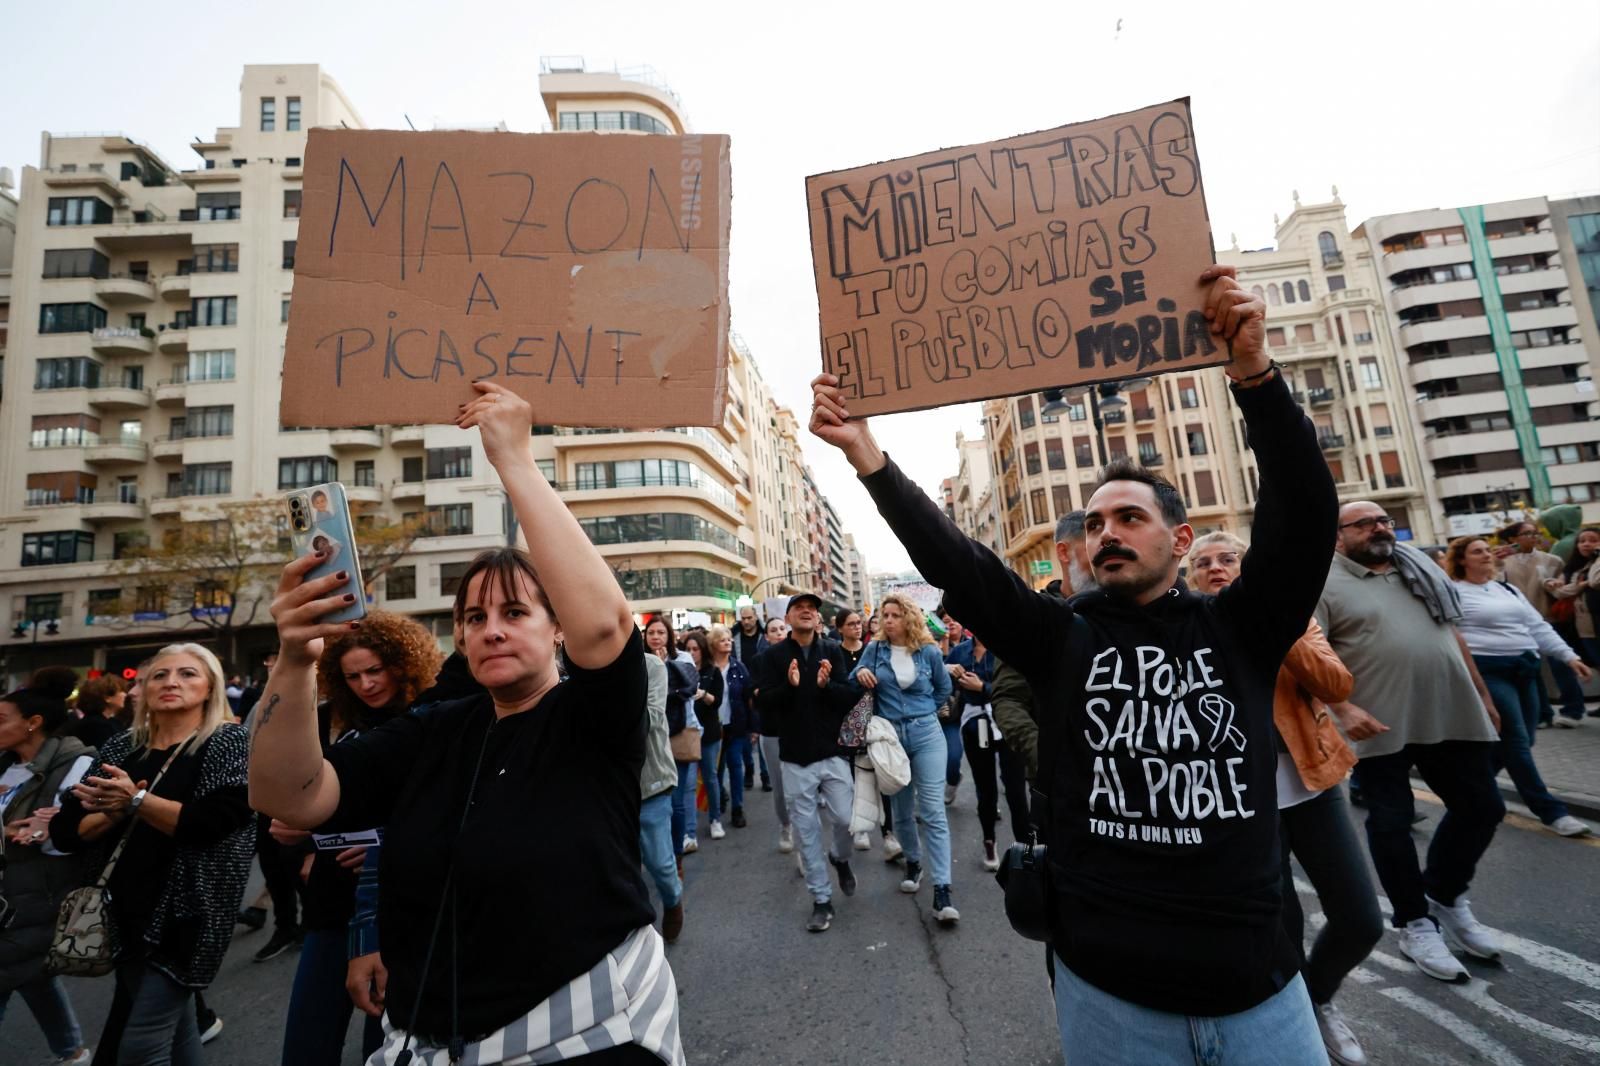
0;268;1594;1066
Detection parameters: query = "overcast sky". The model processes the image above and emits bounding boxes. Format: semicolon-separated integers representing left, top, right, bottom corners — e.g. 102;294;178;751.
5;1;1598;575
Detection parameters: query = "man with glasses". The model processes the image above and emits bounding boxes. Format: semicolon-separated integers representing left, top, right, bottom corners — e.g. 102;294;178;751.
1499;520;1588;727
1316;500;1506;983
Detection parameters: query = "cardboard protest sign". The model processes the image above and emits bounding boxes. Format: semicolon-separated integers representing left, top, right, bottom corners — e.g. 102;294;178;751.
282;128;730;428
806;99;1223;418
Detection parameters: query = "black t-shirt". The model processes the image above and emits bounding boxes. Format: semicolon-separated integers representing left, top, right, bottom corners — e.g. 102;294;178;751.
69;714;125;751
321;628;653;1044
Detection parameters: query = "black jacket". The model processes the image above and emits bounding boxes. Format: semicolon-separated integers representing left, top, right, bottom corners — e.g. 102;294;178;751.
752;636;858;766
695;664;725;744
859;370;1337;1017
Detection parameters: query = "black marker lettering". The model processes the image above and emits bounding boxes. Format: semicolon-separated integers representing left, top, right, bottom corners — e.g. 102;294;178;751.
471;332;502;378
328;156;407;278
605;329;642;386
505;336;544;377
431;330;466;381
565;178;630;254
464;273;499;315
417;160;473;272
488;171;548;262
317;327;375;387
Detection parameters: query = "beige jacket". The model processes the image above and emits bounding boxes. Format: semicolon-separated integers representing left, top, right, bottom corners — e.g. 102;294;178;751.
1553;556;1600;639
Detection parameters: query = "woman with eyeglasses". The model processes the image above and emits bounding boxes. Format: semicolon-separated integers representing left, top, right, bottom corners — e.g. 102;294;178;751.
1445;536;1593;839
1189;532;1383;1066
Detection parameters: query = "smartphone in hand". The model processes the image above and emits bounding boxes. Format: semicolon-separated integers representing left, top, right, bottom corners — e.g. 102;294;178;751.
285;482;367;623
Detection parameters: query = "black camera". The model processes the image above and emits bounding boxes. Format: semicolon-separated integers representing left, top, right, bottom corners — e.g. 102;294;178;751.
994;842;1052;942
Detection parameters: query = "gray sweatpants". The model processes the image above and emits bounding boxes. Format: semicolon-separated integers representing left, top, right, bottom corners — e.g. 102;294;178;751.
761;734;789;828
782;756;855;904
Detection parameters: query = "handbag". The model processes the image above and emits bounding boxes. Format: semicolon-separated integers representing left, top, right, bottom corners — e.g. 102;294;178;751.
46;733;194;978
994;841;1053;943
669;728;701;763
1549;595;1576;624
838;691;874;749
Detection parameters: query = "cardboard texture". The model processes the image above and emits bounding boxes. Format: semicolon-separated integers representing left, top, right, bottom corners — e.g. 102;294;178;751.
806;99;1224;418
282;128;731;428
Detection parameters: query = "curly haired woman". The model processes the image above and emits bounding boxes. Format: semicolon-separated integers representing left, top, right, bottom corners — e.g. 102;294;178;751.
270;611;443;1066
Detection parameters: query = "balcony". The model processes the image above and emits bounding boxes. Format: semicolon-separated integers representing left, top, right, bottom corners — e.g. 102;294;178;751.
346;484;382;505
82;493;146;523
154;379;187;405
1133;406;1156;422
390;425;425;445
1408;352;1499;386
157;273;192;301
91;327;153;356
1308;387;1335;406
329;427;383;451
1101;409;1127;425
94;275;155;304
87;385;152;411
150;436;184;461
1398;316;1488;350
156;325;188;352
1417;391;1509;424
1392;278;1480;314
1317;433;1347;451
85;437;148;465
391;481;425;502
1140;452;1165;467
149;496;181;517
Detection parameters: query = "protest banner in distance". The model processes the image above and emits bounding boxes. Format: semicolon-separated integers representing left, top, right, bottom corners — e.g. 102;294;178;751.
806;99;1225;418
282;128;731;428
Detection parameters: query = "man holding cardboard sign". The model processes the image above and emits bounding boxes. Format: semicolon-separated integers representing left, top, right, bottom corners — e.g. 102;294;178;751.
810;258;1338;1064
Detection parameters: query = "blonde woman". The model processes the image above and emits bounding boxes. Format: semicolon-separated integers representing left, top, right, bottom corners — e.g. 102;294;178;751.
854;593;959;923
52;643;254;1065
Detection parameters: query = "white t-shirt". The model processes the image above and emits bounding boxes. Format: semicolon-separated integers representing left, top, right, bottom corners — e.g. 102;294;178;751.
889;645;916;689
1275;753;1323;810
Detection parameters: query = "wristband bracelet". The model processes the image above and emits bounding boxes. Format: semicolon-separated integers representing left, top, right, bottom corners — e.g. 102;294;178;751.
1226;360;1280;385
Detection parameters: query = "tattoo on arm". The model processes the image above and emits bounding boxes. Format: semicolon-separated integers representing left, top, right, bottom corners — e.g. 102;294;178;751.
252;694;281;736
298;765;322;792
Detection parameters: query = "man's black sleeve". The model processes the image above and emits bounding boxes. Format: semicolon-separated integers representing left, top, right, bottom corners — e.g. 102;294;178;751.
753;647;790;734
1216;369;1339;666
859;457;1067;680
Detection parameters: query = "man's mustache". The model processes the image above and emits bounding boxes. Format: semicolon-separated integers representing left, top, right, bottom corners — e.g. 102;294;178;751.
1094;545;1139;566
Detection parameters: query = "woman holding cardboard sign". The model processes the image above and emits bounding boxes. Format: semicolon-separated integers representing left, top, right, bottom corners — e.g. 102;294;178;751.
252;381;678;1066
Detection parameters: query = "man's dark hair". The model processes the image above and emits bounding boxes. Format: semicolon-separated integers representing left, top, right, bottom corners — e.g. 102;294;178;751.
1055;510;1087;544
1499;520;1535;541
1093;459;1187;527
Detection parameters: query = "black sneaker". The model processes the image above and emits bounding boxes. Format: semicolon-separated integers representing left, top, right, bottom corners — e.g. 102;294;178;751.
806;901;835;932
731;808;747;829
831;858;857;897
933;885;960;924
761;778;773;792
900;860;923;894
252;926;302;963
745;773;755;789
235;906;266;932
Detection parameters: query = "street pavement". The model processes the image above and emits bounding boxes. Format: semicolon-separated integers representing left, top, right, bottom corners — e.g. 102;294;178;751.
1506;714;1600;818
7;768;1600;1066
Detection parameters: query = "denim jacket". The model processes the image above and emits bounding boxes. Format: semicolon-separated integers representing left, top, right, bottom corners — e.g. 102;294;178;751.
856;640;952;722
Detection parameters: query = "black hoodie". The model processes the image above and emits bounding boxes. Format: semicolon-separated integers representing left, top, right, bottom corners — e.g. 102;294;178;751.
859;369;1336;1016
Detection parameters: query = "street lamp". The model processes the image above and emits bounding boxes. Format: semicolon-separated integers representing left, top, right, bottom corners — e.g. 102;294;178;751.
8;616;61;678
750;571;820;601
1039;378;1152;467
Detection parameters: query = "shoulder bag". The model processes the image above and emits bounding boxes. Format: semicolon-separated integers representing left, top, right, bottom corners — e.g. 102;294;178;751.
46;733;195;977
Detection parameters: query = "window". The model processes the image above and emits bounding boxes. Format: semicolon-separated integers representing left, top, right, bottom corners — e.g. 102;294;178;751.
281;298;290;324
187;349;235;381
1024;442;1042;475
284;189;301;219
186;406;233;438
260;97;276;131
39;303;107;333
87;588;122;620
1186;428;1209;456
354;460;376;487
579;513;754;559
426;447;473;479
1267;284;1281;306
1298;280;1312;302
195;192;241;221
22;531;94;567
118;420;141;442
1283;282;1296;305
1327;274;1346;292
30;414;99;448
1052;484;1074;517
181;463;232;496
1017;395;1036;430
1266;327;1286;348
35;357;101;390
536;459;557;482
387;566;416;599
1294;323;1315;343
191;244;239;273
1045;438;1066;470
47;196;112;226
558;111;672;134
440;562;470;597
424;505;473;536
42;248;109;279
286;97;301;131
1318;231;1341;267
401;456;424;483
279;456;337;489
1194;470;1218;507
1178;378;1200;408
282;240;296;270
191;296;237;327
1360;358;1382;389
23;594;65;623
1029;488;1049;526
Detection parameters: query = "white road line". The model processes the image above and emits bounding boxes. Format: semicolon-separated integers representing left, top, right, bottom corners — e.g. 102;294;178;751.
1367;948;1417;976
1452;982;1600;1055
1346;966;1383;985
1567;1001;1600;1023
1380;987;1529;1066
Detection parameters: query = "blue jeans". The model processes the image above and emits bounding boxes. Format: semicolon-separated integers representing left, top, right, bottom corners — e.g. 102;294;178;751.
721;734;750;812
281;928;382;1066
0;974;84;1058
1476;652;1571;824
639;790;681;908
698;738;722;827
889;714;954;886
673;759;698;849
114;960;201;1066
1544;654;1587;722
940;718;963;786
1054;957;1327;1065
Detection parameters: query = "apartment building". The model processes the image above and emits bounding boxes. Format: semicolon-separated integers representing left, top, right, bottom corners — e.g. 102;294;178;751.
1358;197;1599;536
0;60;859;679
843;533;868;611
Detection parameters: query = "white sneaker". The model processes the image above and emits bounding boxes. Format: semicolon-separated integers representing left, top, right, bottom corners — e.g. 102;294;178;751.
1554;716;1581;728
778;825;794;853
57;1050;93;1065
853;831;871;851
882;832;904;862
1427;896;1501;960
943;784;957;806
709;820;726;840
1396;918;1467;981
1316;1002;1366;1066
982;840;1001;872
682;835;698;854
1548;814;1592;837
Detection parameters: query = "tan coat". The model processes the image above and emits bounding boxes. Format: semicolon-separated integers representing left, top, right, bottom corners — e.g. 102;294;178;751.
1274;620;1358;792
1553;557;1600;639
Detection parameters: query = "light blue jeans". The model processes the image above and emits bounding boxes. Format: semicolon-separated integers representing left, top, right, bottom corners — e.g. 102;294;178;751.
698;738;723;827
673;759;699;848
1054;957;1327;1065
0;974;84;1059
889;714;954;886
638;790;681;908
781;757;854;904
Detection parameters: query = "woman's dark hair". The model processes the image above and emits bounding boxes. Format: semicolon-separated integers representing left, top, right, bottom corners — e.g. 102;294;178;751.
76;674;126;717
1565;527;1600;576
834;608;860;630
451;547;558;625
644;615;677;655
2;669;77;736
681;631;711;666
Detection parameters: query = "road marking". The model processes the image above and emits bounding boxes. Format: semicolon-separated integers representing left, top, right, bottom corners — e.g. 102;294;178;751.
1380;987;1529;1066
1346;966;1383;985
1567;1001;1600;1022
1452;981;1600;1055
1412;787;1600;849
